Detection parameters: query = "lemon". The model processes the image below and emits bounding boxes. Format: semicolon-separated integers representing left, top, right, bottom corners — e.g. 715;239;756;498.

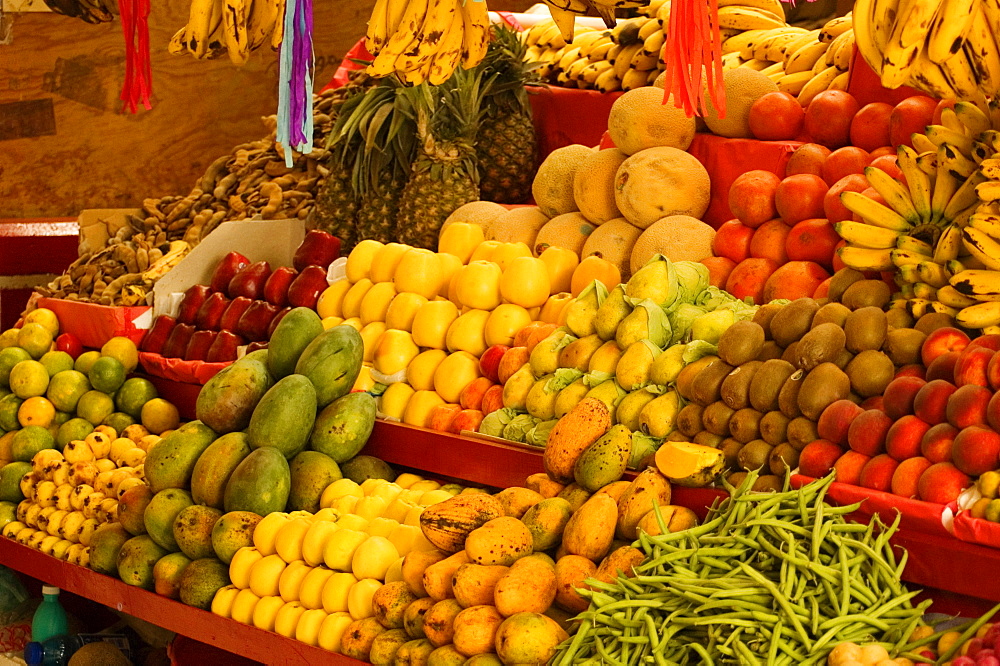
16;324;53;360
74;351;101;375
0;330;20;350
11;426;55;462
9;361;49;399
23;309;60;338
100;337;139;374
56;418;94;449
76;390;115;427
103;412;136;434
141;398;179;435
39;351;74;377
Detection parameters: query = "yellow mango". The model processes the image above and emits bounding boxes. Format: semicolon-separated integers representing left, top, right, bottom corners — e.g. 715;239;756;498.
412;300;459;350
561;493;617;562
501;256;551;309
538;246;579;293
494;555;557;617
456;261;502;311
345;240;384;283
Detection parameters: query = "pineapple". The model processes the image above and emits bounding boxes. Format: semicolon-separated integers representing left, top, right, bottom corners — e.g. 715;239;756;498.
309;162;359;250
475;24;540;205
395;70;485;250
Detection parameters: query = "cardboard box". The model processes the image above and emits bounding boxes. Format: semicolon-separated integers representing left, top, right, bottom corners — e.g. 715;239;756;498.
77;209;140;255
153;218;305;318
37;297;151;348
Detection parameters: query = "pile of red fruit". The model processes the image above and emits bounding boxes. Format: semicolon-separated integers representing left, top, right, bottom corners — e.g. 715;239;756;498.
140;230;340;363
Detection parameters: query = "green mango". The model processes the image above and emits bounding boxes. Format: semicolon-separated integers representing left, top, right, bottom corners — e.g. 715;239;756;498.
267;307;324;380
246;374;317;459
144;421;217;494
224;447;291;515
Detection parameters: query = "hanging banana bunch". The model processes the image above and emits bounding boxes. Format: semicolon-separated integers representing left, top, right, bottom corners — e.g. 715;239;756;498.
42;0;116;24
168;0;285;64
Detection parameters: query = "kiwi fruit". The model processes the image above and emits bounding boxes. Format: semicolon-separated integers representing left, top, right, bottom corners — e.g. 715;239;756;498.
786;417;819;451
777;370;805;419
845;306;888;353
781;342;800;366
676;356;717;401
885;327;927;366
846;350;895;398
752;475;784;492
769;443;801;476
841;279;892;309
729;408;763;443
737;439;774;471
689;358;735;406
666;430;690;442
694;431;725;448
827;268;865;303
727;471;749;487
749;359;796;412
886;307;915;330
794;323;847;371
759;411;791;446
915;312;955;335
676;404;704;437
832;348;854;370
717;321;766;366
752;303;784;340
701;401;735;437
720;361;763;411
812;302;852;329
758;341;785;361
769;298;819;347
719;438;744;471
798;362;851;421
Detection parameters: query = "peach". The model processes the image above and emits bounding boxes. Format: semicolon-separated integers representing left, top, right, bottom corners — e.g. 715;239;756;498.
891;456;933;498
804;90;860;149
479;344;510;383
833;451;872;486
799;440;845;478
969;334;1000;352
894;364;926;380
920;422;958;464
989;391;1000;432
858;454;900;492
775;174;829;225
954;346;995;388
726;258;778;305
849;102;893;152
459;376;495;412
917;462;972;504
860;396;885;412
513;322;546;348
823;174;868;223
786;143;831;178
450;409;485;435
749;219;791;264
821;147;872;186
429;404;463;432
988;352;1000;391
952;426;1000;476
701;256;736;289
817;399;865;446
882;376;926;420
847;409;893;456
481;384;504;416
920;326;970;367
946;384;993;430
813;278;832;299
913;379;958;425
761;261;829;302
497;347;530;385
925;351;960;382
885;415;931;462
524;323;559;352
729;170;781;228
889;96;938;149
712;219;755;263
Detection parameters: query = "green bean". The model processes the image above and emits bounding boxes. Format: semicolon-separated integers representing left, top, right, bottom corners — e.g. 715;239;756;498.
733;639;763;665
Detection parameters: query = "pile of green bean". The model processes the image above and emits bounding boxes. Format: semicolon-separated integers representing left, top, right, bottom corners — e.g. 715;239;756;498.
552;471;933;665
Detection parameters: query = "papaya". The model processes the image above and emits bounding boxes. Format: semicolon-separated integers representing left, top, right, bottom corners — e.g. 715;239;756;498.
573;424;631;492
195;356;272;434
144;421;217;494
294;326;364;408
190;432;251;509
224;447;291;515
287;450;342;512
542;398;611;484
267;307;324;379
246;375;317;459
309;392;376;463
521;498;572;552
561;493;617;562
419;494;504;553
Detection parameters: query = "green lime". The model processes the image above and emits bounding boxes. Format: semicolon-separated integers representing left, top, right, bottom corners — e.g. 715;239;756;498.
88;356;126;394
103;412;136;434
114;378;159;419
52;410;72;426
0;395;22;433
0;501;16;530
8;361;49;399
0;462;30;502
100;337;139;374
0;348;31;389
76;390;115;426
11;426;55;462
74;351;101;375
56;418;94;449
46;370;90;413
39;350;74;377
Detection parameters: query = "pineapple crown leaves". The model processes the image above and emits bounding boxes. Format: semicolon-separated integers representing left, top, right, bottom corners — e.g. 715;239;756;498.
476;23;542;117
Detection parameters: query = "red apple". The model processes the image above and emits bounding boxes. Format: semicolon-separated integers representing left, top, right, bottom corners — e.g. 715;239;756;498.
228;261;272;301
161;323;196;359
177;284;213;325
479;345;510;384
219;296;254;333
268;307;293;339
954;346;995;387
921;327;971;367
481;385;504;416
459;377;494;411
237;301;281;342
263;267;298;308
450;409;485;435
141;316;176;354
287;266;329;309
206;330;245;363
293;230;341;272
185;330;218;361
210;251;251;295
195;292;230;331
429;404;463;432
54;332;83;359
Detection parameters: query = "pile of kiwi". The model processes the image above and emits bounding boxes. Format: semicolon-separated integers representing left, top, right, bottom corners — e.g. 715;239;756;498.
670;267;959;489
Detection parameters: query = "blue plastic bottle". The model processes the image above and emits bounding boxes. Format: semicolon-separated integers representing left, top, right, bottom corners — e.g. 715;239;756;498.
23;635;84;666
30;586;68;644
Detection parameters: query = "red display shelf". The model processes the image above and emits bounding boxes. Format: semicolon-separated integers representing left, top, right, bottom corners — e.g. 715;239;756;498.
0;538;362;666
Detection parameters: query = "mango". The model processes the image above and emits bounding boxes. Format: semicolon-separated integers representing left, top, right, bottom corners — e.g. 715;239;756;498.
543;398;611;483
211;511;262;564
246;374;317;459
287;450;342;513
309;392;376;463
144;488;193;551
172;504;222;560
190;431;251;509
423;550;471;601
370;628;409;665
224;447;291;516
396;638;436;665
402;549;448;597
88;523;131;575
117;535;169;589
195;356;272;434
494;556;556;617
452;605;504;657
117;484;153;536
179;557;230;610
423;599;464;648
616;390;657;432
554;554;595;613
267;307;324;379
403;596;436;639
372;580;419;629
294;326;365;408
553;379;590;418
574;424;631;492
521;497;572;552
153;552;191;599
144;420;217;494
340;617;384;661
464;517;533;567
495;612;568;665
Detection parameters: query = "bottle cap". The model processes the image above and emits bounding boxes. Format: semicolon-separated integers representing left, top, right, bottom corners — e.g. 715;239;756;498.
41;586;60;596
23;641;43;665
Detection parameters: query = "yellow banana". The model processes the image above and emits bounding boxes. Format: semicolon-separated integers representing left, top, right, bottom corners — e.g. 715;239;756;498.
840;191;913;231
594;65;622;92
896;235;935;255
581;60;614;84
777;71;816;95
797;65;840;105
957;301;1000;327
221;0;250;65
911;133;939;154
641;27;665;57
365;0;391;54
740;58;775;72
937;284;980;307
939;48;981;99
828;70;850;91
917;260;952;287
719;0;785;16
614;43;643;79
939;143;977;180
721;29;770;56
621;66;650;90
368;0;430;76
969;212;1000;237
819;13;853;42
837;245;895;271
578;32;612;57
958;3;1000;93
637;16;662;40
912;283;939;300
833;221;902;249
427;1;465;85
865;166;920;223
896;145;934;223
881;0;938;88
717;6;786;31
186;0;217;58
963;226;1000;270
943;171;988;220
168;26;188;55
545;3;585;44
932;145;963;222
246;0;279;51
783;29;822;61
950;268;1000;300
270;0;285;48
460;0;490;68
784;40;828;74
933;223;964;263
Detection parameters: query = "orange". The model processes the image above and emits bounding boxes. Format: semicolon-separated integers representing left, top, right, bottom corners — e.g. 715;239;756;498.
23;308;60;338
8;361;49;399
17;397;55;428
100;337;139;374
76;390;115;427
115;378;158;419
73;351;101;375
39;351;74;378
141;398;180;435
16;323;53;360
0;395;22;432
46;370;90;413
88;356;126;394
0;347;31;388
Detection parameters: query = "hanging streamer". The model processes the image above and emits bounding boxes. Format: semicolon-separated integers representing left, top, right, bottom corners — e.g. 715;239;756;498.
277;0;315;167
660;0;725;119
118;0;152;113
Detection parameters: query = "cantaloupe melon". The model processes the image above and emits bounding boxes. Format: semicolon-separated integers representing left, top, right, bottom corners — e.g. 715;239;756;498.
614;147;711;229
630;216;716;274
440;201;508;234
574;149;627;225
533;213;595;257
703;69;779;139
581;217;643;280
607;88;697;155
532;144;596;218
486;206;551;246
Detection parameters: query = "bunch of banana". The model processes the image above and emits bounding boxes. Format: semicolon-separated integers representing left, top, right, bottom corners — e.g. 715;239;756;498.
363;0;489;85
541;0;651;44
853;0;1000;100
169;0;283;64
42;0;116;24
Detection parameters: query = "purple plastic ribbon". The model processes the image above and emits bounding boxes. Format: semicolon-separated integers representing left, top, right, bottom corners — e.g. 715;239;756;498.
277;0;314;165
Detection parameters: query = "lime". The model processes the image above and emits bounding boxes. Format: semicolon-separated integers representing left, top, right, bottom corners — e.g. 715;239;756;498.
46;370;90;413
115;378;158;419
0;347;31;388
0;396;22;432
56;418;94;449
23;308;60;338
100;337;139;374
141;398;180;435
17;397;55;428
16;323;53;360
0;462;30;502
74;351;101;375
88;356;126;394
76;390;115;427
8;361;48;399
52;411;71;426
0;330;19;351
39;351;74;377
0;501;16;531
11;426;55;462
103;412;136;434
